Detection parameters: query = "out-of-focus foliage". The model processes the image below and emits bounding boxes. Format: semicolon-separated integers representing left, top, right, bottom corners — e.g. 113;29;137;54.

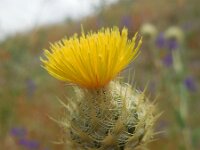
0;0;199;149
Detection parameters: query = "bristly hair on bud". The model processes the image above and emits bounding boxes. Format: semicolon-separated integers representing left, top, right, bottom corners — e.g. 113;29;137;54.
55;81;159;150
41;27;159;150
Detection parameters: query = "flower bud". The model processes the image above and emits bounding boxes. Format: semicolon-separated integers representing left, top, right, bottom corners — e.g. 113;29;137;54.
60;82;157;149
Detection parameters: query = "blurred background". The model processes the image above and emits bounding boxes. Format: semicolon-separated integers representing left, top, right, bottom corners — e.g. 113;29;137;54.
0;0;199;149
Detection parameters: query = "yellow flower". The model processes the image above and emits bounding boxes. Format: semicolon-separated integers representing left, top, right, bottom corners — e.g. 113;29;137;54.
41;27;142;89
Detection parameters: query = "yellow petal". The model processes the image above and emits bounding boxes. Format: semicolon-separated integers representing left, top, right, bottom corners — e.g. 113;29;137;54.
41;27;142;89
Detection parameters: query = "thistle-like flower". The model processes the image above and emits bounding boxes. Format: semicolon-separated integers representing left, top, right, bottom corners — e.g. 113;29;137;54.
41;27;158;150
140;23;157;41
164;26;184;44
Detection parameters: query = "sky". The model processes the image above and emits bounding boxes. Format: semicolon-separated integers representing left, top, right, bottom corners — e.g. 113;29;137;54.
0;0;117;41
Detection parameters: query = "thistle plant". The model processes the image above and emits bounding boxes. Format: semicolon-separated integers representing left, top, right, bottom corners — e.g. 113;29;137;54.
41;27;158;150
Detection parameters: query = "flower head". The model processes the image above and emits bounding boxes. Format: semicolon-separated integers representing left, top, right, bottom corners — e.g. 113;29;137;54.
41;27;158;149
120;15;132;28
18;139;40;149
140;23;157;40
184;76;197;92
167;38;179;50
41;27;141;89
165;26;184;44
155;33;165;49
163;53;173;67
10;127;27;138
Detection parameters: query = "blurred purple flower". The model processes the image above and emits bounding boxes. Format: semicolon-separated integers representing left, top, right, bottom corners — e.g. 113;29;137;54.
167;39;179;50
120;15;132;28
96;19;104;28
149;81;156;93
182;21;193;31
163;54;173;67
155;33;165;49
18;139;40;149
26;79;36;97
10;127;27;138
184;76;197;92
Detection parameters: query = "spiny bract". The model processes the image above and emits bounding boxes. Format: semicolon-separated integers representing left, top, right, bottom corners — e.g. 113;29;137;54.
59;82;157;150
